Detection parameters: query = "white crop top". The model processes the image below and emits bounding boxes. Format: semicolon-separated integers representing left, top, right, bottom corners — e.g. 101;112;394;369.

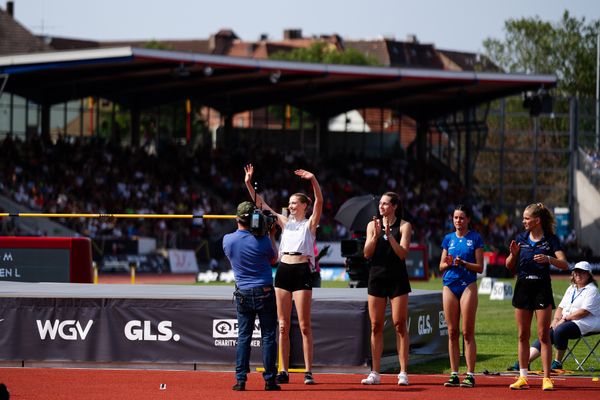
279;217;315;259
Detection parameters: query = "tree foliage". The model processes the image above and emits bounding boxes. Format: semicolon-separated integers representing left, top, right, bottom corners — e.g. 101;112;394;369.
143;40;172;50
483;10;600;97
270;42;380;66
267;42;379;123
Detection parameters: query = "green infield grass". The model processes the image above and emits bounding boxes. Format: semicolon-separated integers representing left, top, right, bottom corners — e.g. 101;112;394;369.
322;277;598;375
196;276;598;375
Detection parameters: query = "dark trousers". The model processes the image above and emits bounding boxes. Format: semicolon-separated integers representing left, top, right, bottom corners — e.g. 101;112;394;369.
532;322;582;351
234;286;278;383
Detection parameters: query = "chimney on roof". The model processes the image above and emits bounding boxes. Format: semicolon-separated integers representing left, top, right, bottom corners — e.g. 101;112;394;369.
209;29;238;54
7;0;14;17
406;34;419;43
283;29;302;40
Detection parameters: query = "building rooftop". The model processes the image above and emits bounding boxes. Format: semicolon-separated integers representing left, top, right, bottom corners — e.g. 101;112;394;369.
0;3;501;73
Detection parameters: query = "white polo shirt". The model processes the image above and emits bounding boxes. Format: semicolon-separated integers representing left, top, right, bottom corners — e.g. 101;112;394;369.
558;282;600;335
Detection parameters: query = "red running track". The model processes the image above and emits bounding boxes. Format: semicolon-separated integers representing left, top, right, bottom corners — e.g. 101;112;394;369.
0;369;598;400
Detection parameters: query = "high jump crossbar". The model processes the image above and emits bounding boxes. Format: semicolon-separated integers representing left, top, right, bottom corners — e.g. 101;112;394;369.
0;213;236;219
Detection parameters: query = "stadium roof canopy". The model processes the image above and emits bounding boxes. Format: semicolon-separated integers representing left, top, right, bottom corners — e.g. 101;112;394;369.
0;46;556;119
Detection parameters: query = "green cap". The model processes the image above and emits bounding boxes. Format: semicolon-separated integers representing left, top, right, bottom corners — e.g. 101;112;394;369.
236;201;256;219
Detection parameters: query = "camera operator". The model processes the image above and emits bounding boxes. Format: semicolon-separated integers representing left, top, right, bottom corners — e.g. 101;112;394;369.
223;201;280;392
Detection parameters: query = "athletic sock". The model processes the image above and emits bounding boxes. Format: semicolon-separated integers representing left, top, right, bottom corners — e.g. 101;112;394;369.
451;371;458;376
519;368;528;377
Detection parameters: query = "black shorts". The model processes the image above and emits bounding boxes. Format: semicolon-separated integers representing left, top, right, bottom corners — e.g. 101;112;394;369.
274;262;312;292
512;278;556;310
368;265;411;298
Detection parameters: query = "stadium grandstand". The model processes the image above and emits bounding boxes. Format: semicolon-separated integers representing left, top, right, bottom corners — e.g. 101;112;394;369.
0;2;598;276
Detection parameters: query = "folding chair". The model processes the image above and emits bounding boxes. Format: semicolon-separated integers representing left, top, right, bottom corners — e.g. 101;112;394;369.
562;332;600;371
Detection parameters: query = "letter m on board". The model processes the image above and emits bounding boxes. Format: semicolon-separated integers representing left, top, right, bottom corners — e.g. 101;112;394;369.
2;253;12;262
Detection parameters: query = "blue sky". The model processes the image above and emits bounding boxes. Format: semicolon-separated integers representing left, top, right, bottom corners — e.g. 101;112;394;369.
9;0;600;53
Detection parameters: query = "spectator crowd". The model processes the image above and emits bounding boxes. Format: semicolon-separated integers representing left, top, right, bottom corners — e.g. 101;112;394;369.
581;148;600;189
0;134;580;261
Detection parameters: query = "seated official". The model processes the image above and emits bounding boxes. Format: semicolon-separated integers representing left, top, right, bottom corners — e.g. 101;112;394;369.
510;261;600;371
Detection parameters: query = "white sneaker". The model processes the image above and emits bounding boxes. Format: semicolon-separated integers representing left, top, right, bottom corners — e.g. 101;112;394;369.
361;371;381;385
397;372;409;386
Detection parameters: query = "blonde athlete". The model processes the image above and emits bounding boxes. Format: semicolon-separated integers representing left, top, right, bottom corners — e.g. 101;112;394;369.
244;164;322;385
506;203;568;391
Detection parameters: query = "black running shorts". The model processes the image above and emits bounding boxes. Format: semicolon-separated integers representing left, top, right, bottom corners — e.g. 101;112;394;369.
512;278;555;310
367;265;411;298
274;262;313;292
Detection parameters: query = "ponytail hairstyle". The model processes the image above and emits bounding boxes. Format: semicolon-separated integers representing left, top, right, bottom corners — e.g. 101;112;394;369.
383;191;403;219
525;202;555;234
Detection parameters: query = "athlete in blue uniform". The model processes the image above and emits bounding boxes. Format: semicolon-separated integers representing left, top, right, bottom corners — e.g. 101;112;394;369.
439;205;483;388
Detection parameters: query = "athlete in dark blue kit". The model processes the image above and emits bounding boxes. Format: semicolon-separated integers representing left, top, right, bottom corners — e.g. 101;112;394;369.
506;203;568;391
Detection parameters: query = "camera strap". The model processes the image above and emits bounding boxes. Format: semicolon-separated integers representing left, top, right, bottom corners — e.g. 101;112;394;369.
233;284;242;304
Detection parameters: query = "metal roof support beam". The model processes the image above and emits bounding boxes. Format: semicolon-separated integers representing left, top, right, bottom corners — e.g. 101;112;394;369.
315;114;327;157
453;113;461;181
532;116;539;201
416;119;428;167
110;101;119;144
41;103;50;144
222;113;233;149
463;108;473;192
131;106;140;147
499;98;506;209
